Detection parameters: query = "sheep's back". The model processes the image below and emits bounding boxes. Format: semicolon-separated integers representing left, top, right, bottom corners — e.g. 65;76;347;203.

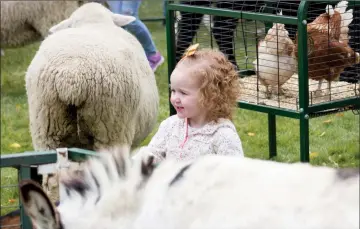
26;26;148;106
26;25;158;148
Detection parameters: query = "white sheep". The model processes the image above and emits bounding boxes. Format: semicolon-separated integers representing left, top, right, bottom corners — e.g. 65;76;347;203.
0;1;83;55
25;2;159;152
20;146;359;229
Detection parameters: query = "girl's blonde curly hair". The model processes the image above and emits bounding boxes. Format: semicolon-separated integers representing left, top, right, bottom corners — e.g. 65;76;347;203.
176;46;241;122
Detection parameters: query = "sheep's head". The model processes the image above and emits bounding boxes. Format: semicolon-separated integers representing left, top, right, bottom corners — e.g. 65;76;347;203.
48;2;136;35
19;146;156;229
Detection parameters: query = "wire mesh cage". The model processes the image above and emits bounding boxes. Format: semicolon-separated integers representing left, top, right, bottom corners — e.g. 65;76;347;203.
165;0;360;161
169;0;359;111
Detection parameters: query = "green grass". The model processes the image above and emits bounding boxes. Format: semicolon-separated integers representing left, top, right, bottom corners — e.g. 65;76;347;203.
1;0;359;215
0;168;19;215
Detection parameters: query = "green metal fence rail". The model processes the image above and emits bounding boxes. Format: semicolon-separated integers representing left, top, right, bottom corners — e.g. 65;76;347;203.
0;148;97;229
165;1;360;163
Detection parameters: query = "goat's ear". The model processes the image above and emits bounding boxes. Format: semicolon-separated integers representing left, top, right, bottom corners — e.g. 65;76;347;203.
19;180;60;229
141;154;156;178
49;19;72;35
112;13;136;27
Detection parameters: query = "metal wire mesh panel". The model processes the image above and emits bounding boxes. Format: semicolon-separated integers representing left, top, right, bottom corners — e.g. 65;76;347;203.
174;1;265;65
173;0;359;112
304;1;359;103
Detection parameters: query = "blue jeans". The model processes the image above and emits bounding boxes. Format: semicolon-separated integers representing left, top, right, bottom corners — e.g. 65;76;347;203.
163;0;166;18
107;0;157;57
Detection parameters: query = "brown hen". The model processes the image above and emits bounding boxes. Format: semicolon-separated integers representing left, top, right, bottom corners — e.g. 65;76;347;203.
295;1;360;97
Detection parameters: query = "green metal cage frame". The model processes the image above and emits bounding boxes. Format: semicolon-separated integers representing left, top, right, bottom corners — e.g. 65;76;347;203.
0;148;97;229
165;1;360;162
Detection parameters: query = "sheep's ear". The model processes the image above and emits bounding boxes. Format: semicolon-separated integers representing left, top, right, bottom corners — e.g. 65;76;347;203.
19;180;60;229
49;19;72;35
112;14;136;27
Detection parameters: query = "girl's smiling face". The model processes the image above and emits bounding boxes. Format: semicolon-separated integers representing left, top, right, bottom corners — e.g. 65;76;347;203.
170;65;207;128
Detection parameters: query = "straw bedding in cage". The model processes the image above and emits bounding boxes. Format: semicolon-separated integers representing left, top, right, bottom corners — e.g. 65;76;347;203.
239;74;359;110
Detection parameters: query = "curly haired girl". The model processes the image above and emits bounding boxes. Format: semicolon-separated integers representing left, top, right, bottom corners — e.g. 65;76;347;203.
138;44;244;163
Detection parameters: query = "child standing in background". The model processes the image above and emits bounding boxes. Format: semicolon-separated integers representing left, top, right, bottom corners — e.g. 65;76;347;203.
107;0;164;72
138;44;244;163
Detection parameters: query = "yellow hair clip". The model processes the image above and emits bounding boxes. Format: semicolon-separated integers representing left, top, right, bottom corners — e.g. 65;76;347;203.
182;43;199;59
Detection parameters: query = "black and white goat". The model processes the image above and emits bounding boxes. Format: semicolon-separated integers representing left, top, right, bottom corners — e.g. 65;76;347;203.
20;146;359;229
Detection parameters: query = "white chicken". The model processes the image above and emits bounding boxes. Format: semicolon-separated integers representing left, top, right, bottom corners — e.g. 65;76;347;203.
253;10;297;98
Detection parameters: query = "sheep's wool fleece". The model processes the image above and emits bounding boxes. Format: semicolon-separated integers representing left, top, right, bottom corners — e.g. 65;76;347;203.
1;1;80;47
25;9;159;151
